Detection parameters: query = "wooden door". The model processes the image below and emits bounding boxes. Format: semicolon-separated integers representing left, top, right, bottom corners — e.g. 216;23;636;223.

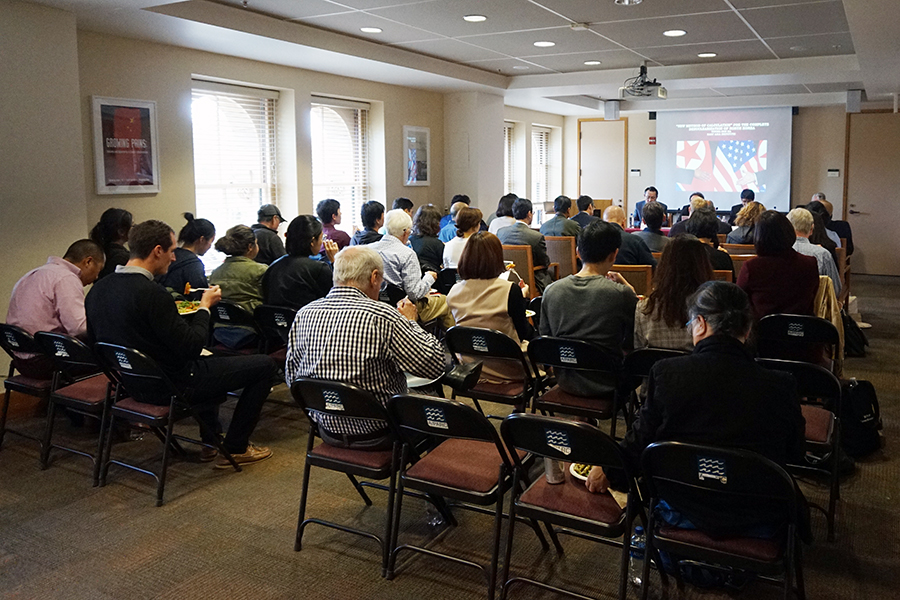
579;119;627;212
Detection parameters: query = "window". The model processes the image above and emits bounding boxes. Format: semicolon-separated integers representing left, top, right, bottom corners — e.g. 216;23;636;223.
191;81;278;271
531;126;550;205
504;122;515;195
310;97;369;234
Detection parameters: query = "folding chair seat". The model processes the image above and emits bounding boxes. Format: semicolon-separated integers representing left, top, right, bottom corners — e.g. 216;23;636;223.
640;441;806;600
209;301;262;355
528;336;627;438
386;395;551;600
444;326;535;420
758;358;843;542
499;413;641;600
757;314;839;373
94;343;240;506
34;332;111;485
0;324;53;450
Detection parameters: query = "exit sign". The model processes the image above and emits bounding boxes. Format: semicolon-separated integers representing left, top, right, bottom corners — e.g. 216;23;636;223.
649;136;657;145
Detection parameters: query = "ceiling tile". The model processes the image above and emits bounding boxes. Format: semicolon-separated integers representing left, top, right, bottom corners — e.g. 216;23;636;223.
765;32;854;58
299;11;441;44
327;0;432;9
739;1;849;39
664;88;729;99
458;28;620;57
216;0;352;20
591;11;756;49
639;40;774;66
464;57;556;75
369;0;568;38
728;0;828;8
805;81;865;93
530;0;728;25
519;49;648;73
711;84;811;96
390;38;508;62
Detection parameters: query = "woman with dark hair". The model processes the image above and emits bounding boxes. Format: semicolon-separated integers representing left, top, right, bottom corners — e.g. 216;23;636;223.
635;235;713;352
726;200;765;244
263;215;337;310
90;208;133;279
684;208;735;279
442;207;483;269
736;210;819;320
446;232;533;383
157;212;215;296
409;204;444;273
488;194;517;235
807;210;838;265
209;225;268;348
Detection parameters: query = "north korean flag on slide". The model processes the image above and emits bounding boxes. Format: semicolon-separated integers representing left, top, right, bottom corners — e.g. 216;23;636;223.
676;139;767;192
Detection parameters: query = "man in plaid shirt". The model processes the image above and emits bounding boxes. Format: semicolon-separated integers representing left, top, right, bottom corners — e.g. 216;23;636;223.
285;246;445;449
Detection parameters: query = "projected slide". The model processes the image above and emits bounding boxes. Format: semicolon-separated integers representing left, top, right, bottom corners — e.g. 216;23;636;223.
656;108;791;212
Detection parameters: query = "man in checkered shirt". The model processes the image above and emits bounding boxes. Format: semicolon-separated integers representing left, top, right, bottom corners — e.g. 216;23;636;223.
285;245;445;449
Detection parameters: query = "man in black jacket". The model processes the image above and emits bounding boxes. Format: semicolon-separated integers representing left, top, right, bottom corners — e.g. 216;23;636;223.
86;220;275;468
601;205;657;267
251;204;286;265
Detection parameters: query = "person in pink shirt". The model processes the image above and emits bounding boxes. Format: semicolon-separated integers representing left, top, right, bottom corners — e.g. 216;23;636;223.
5;239;105;378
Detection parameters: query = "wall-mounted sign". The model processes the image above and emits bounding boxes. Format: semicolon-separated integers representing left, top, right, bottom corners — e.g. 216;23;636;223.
92;96;160;195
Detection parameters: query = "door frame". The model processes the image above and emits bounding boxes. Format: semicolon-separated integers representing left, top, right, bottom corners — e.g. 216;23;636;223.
577;117;629;207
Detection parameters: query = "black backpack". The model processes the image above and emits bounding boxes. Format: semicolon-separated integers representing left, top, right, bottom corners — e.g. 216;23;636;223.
840;378;882;458
842;310;869;358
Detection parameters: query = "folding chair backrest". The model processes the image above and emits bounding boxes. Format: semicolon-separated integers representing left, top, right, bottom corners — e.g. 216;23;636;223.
389;394;501;447
712;269;733;282
212;301;260;332
0;323;43;360
502;245;537;300
641;441;797;533
291;377;391;429
730;254;755;280
380;282;407;306
528;336;620;375
545;236;577;279
758;314;839;346
34;332;100;375
757;358;842;411
721;243;755;254
434;268;459;296
501;413;628;477
612;264;653;296
94;342;175;402
623;348;688;379
254;304;297;346
445;326;530;369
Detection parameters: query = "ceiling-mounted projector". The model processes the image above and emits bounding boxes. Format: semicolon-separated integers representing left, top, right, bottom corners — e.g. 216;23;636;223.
619;64;667;100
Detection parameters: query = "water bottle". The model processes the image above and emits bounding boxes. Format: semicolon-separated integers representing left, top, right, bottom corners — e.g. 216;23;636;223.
629;525;646;587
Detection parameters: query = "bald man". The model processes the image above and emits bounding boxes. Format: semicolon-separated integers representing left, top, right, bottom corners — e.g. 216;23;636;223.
603;206;657;267
438;201;468;243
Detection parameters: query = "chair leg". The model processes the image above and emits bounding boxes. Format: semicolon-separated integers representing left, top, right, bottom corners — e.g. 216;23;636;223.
525;517;549;551
641;511;655;600
619;506;633;600
487;492;505;600
92;400;111;487
0;387;11;449
347;473;373;506
99;412;117;487
795;540;806;600
40;399;57;469
783;527;796;600
386;445;409;580
499;491;518;600
156;417;175;507
294;457;313;551
381;442;400;577
827;447;839;542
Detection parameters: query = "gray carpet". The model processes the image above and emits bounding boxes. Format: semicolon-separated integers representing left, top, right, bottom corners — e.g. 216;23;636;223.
1;275;898;599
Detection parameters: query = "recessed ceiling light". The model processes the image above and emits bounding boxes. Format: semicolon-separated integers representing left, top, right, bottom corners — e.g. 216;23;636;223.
832;44;843;49
790;45;806;51
663;29;687;37
463;15;487;22
615;0;642;5
533;41;556;48
360;27;382;33
584;60;602;66
512;66;530;70
697;52;717;58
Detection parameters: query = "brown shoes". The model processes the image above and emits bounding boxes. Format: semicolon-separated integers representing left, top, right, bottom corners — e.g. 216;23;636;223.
215;443;273;469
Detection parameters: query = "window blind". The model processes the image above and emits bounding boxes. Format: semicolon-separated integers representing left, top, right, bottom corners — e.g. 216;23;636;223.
504;122;515;195
531;126;550;204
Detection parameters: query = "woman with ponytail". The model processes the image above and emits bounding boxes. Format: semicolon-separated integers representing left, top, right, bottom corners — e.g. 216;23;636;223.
209;225;268;348
157;212;216;296
90;208;133;279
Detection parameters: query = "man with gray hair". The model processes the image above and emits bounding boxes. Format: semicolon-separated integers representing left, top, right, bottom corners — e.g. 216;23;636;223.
787;207;842;295
370;209;454;328
284;246;445;448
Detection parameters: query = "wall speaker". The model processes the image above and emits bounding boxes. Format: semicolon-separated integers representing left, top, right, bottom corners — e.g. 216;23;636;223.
649;111;657;120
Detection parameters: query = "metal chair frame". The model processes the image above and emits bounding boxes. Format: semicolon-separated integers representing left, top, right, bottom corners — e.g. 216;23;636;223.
0;324;53;450
620;348;690;420
757;314;840;372
209;300;262;354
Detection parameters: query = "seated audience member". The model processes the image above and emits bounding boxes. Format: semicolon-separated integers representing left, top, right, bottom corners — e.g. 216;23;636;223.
438;201;467;243
540;195;581;238
447;232;533;384
6;240;105;378
86;220;275;467
540;220;638;396
728;189;754;226
705;200;733;235
408;204;444;273
632;186;668;227
601;205;657;267
635;235;713;352
808;209;839;266
806;199;841;249
209;225;268;349
570;194;600;229
350;201;385;246
787;208;842;296
263;215;338;311
737;210;819;321
812;193;853;255
684;208;736;280
370;209;455;328
439;194;470;229
586;281;805;537
487;193;517;232
667;194;706;237
726;200;765;244
443;206;483;269
316;199;351;252
497;198;554;293
157;212;215;297
284;246;445;449
90;207;132;280
672;192;704;224
251;204;286;265
633;201;670;252
392;197;414;215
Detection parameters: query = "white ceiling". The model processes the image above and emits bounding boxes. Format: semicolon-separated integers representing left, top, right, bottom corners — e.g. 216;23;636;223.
24;0;900;114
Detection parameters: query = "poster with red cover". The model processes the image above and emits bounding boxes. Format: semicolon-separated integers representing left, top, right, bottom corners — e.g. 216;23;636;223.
92;97;160;194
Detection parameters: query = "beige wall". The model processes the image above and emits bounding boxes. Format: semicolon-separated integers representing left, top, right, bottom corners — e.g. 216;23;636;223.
77;31;445;229
791;105;847;216
445;92;505;214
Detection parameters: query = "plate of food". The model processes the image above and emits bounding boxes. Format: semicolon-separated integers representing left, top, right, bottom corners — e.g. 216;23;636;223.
525;309;536;318
570;463;592;481
176;300;201;315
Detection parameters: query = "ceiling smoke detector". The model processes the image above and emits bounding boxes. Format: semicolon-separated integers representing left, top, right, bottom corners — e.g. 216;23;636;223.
619;63;667;100
615;0;643;5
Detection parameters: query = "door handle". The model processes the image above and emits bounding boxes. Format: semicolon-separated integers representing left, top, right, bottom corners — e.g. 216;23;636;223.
849;209;862;215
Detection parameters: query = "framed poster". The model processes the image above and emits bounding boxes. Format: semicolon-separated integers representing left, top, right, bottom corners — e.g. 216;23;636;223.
92;96;160;194
403;125;430;186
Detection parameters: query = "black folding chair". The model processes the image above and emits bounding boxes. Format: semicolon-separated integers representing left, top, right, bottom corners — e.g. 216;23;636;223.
444;326;534;420
209;301;262;354
528;336;626;439
758;358;843;542
757;314;839;373
640;442;806;600
94;343;240;506
621;348;690;419
0;324;53;450
386;394;552;600
500;413;641;600
253;304;297;361
34;332;110;485
433;268;459;296
379;282;408;306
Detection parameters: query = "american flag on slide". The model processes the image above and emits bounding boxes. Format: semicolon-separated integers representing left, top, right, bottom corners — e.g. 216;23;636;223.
676;139;767;192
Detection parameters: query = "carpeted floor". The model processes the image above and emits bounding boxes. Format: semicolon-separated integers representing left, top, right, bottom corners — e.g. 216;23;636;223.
1;274;898;599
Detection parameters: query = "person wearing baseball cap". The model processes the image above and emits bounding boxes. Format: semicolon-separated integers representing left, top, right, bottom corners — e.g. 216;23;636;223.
251;203;286;265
